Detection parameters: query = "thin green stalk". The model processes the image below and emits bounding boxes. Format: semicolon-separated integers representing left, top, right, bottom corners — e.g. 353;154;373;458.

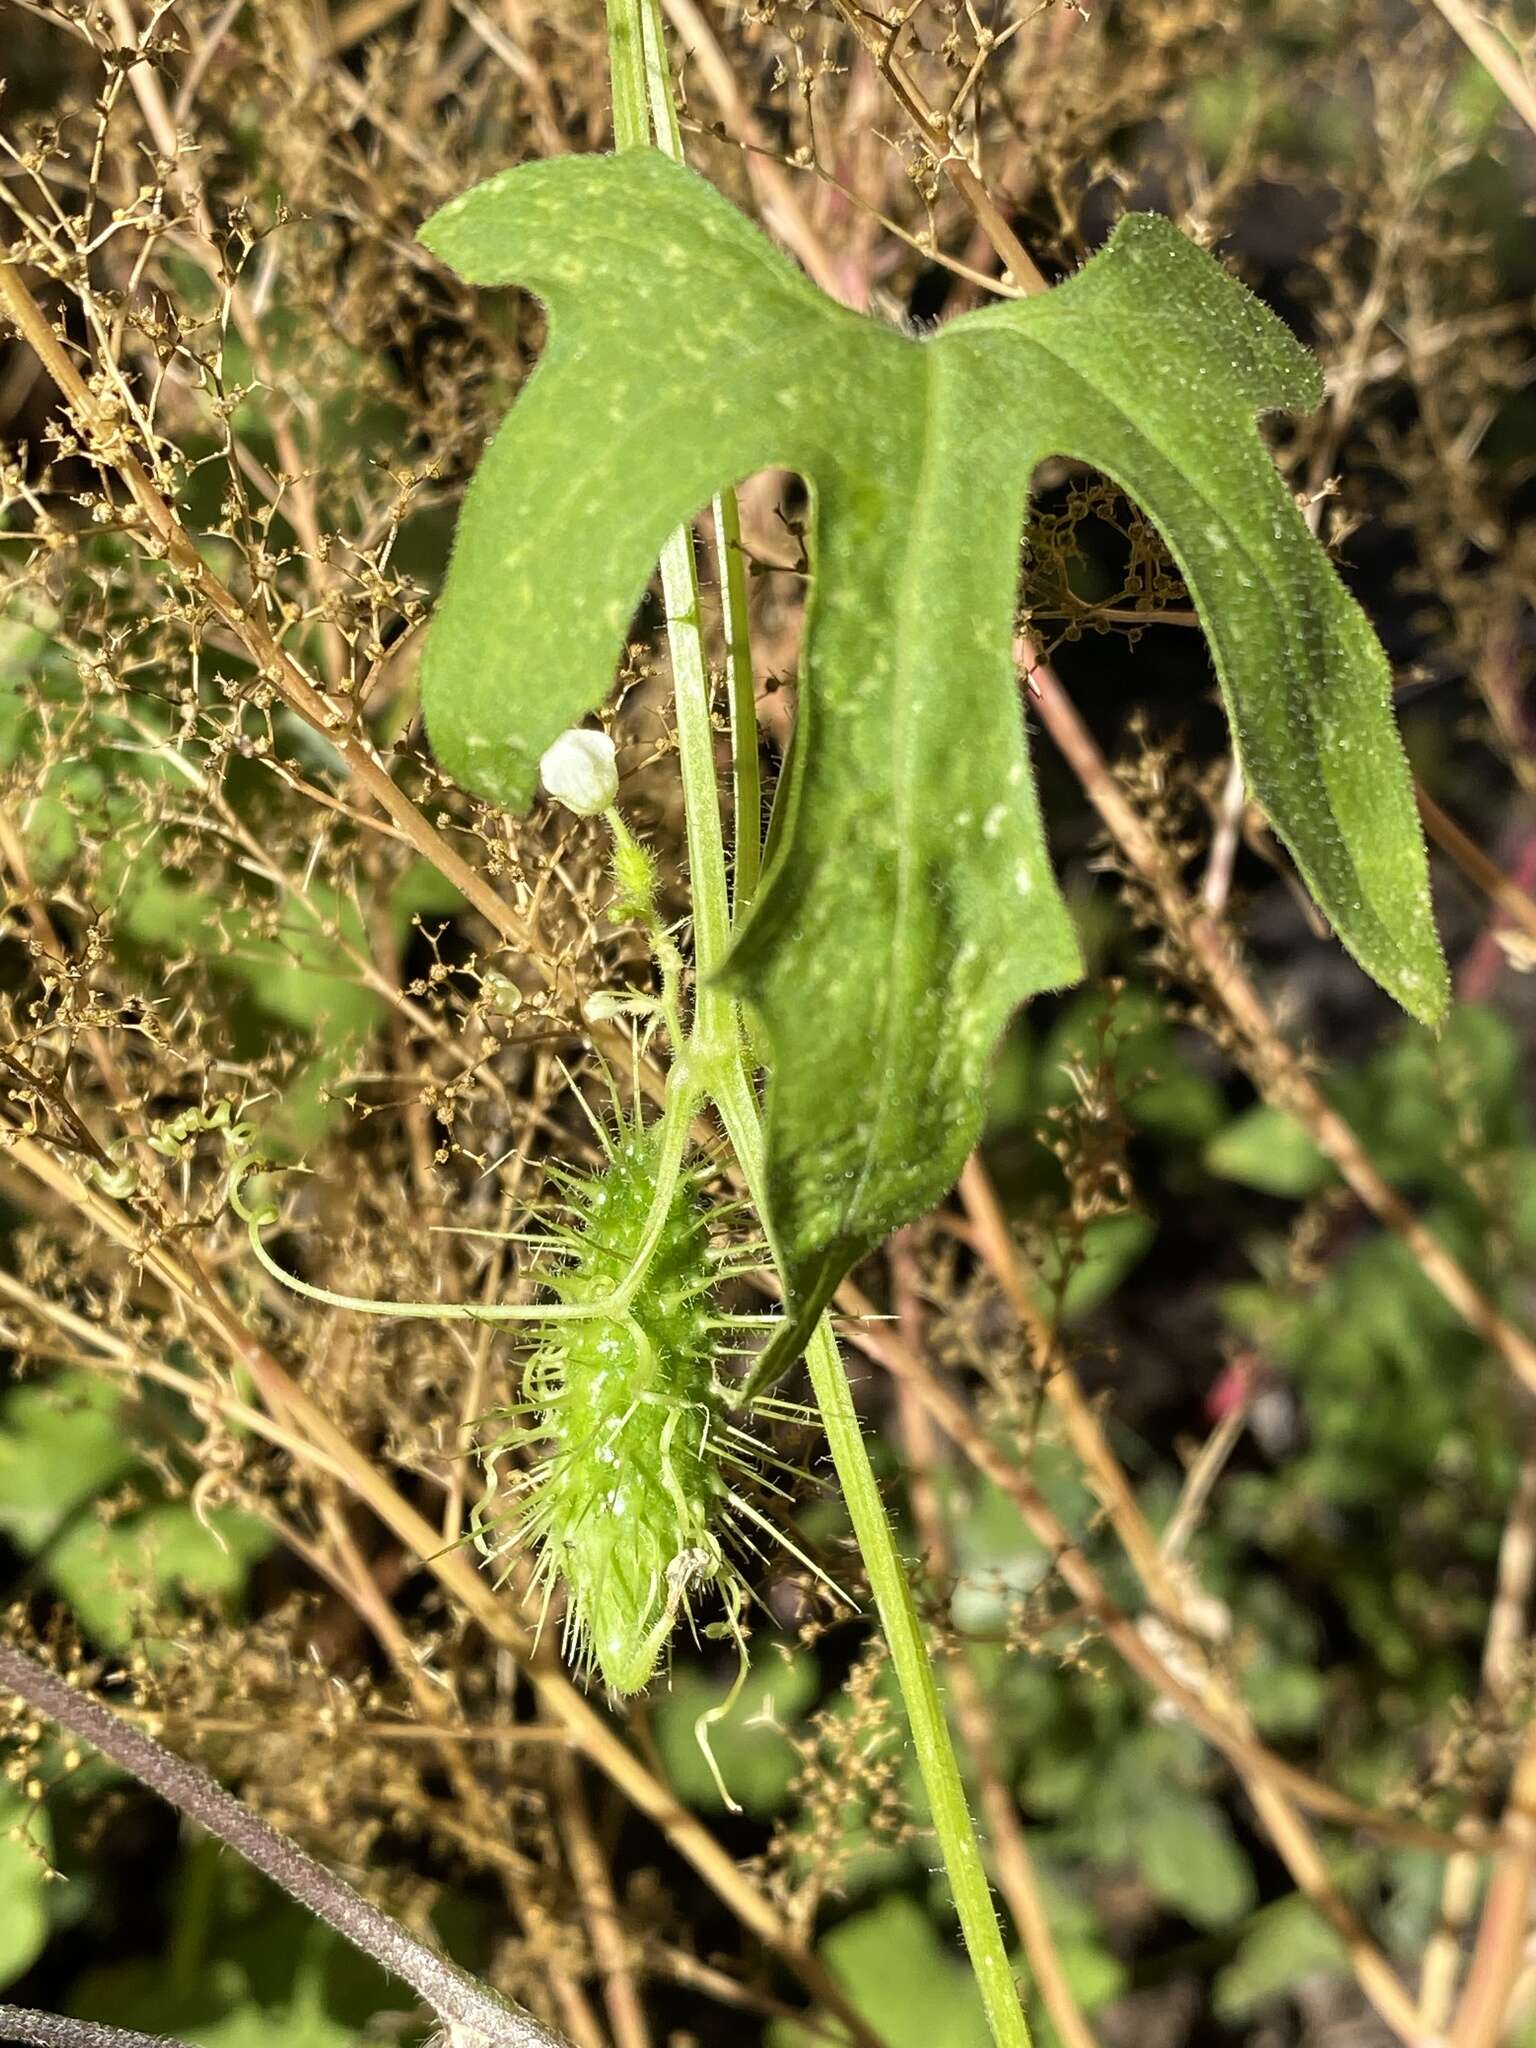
710;1063;1032;2048
633;0;764;932
637;0;683;154
604;6;1034;2043
612;0;734;1053
656;528;732;1003
238;1073;699;1326
607;0;651;156
713;488;762;917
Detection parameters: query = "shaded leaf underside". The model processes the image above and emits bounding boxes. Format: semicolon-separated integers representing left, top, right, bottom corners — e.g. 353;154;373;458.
419;153;1445;1367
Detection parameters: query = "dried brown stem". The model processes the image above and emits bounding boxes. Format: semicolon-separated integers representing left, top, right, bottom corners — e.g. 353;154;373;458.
1027;654;1536;1406
837;1287;1481;1822
1452;1721;1536;2048
317;1499;607;2048
660;0;849;299
1425;0;1536;136
818;0;1049;294
102;0;350;686
1420;788;1536;952
0;261;561;997
956;1153;1176;1610
553;1748;654;2048
1422;1443;1536;2028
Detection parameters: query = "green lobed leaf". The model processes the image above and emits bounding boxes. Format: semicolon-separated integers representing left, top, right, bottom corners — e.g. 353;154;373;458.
418;153;1445;1366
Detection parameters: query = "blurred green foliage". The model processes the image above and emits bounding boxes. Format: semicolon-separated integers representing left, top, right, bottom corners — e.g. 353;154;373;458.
73;1848;421;2046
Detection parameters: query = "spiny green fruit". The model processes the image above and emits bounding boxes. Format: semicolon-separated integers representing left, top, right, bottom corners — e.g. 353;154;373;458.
493;1117;746;1695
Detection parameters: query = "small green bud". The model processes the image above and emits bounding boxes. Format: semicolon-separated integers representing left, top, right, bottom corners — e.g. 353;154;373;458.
610;817;659;927
483;971;525;1017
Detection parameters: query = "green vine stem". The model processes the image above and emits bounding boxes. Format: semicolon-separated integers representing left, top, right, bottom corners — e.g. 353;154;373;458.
709;1064;1033;2048
606;7;1034;2044
235;1074;699;1328
713;488;762;918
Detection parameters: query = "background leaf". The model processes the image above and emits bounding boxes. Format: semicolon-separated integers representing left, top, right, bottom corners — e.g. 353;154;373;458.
1132;1797;1257;1929
0;1372;270;1650
1205;1104;1331;1197
0;1374;137;1552
0;1791;51;1989
767;1896;993;2048
1213;1897;1347;2020
653;1653;819;1815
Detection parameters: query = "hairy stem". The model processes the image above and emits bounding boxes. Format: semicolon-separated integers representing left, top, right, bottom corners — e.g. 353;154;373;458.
0;1641;562;2048
711;1065;1032;2048
0;2015;194;2048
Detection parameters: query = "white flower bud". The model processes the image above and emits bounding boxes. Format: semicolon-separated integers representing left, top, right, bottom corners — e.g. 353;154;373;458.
539;728;617;816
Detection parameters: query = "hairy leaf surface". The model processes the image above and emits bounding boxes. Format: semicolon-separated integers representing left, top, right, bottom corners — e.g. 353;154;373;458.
420;154;1444;1367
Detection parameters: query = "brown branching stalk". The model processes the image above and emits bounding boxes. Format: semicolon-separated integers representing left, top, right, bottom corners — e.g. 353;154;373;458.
1029;660;1536;1408
551;1747;653;2048
0;260;555;985
839;1286;1434;2039
946;1160;1425;2038
315;1496;608;2048
1422;1445;1536;2028
818;0;1050;292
